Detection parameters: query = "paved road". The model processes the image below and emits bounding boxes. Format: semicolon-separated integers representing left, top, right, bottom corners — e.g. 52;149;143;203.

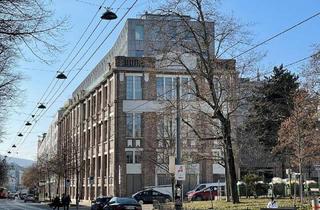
0;199;90;210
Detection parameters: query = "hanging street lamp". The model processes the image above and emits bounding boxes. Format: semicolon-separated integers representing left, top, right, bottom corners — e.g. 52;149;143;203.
56;72;67;79
38;103;46;109
101;9;117;20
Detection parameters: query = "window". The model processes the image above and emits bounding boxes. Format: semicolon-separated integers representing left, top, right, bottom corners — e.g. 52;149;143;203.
156;76;176;100
157;114;175;139
104;86;108;105
97;91;101;110
87;100;91;118
127;139;133;147
135;139;141;147
126;151;133;163
156;77;164;98
92;95;96;115
135;151;142;163
181;77;195;100
135;25;144;41
126;76;142;99
126;113;142;137
126;114;133;137
152;191;160;196
82;103;86;120
125;150;142;164
135;50;144;57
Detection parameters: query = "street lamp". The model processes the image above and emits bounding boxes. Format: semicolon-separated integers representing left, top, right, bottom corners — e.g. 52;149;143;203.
38;103;46;109
25;121;32;126
56;72;67;79
12;144;16;148
101;9;117;20
18;133;23;137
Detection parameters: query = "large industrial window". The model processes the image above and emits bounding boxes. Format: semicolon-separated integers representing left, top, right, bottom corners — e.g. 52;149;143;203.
135;25;144;41
126;151;134;163
126;113;142;137
126;76;142;100
156;76;176;100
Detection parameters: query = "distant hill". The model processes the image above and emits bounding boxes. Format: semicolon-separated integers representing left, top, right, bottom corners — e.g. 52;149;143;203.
0;155;35;168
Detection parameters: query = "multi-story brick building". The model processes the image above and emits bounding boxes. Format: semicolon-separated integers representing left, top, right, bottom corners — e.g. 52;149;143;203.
56;14;235;201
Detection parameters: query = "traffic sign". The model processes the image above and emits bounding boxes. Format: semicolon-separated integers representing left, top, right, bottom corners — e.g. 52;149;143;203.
89;176;94;185
175;165;186;181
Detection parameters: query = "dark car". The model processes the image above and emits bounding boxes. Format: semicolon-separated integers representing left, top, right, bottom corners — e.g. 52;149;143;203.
103;197;141;210
132;189;172;204
187;186;217;201
91;196;113;210
24;194;36;203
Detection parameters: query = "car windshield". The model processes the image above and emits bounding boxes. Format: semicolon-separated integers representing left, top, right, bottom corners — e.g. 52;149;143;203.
196;185;206;191
117;198;138;204
96;197;109;203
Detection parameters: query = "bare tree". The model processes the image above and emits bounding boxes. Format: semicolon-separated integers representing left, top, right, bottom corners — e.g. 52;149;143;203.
302;45;320;94
0;0;66;141
274;89;320;202
146;0;261;203
22;163;40;192
0;0;66;64
0;158;8;186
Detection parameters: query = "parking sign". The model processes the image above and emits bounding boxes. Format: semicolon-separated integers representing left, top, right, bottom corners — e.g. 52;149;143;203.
175;165;186;181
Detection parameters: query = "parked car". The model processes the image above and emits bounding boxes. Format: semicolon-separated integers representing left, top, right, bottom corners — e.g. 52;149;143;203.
103;197;141;210
91;196;113;210
185;182;225;198
132;189;172;204
7;193;16;200
187;186;218;201
24;194;36;203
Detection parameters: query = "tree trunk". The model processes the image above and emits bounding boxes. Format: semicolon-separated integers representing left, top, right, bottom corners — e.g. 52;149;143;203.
224;148;231;202
57;175;60;195
223;118;239;203
299;159;303;202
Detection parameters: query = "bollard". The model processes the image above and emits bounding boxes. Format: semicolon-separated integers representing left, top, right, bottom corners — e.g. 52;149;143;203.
312;198;320;210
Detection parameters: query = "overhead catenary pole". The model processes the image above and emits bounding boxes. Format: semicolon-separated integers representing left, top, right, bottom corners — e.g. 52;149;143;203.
175;77;183;210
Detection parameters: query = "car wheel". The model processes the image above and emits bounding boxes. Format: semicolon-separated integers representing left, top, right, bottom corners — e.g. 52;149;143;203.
195;196;202;201
138;200;144;205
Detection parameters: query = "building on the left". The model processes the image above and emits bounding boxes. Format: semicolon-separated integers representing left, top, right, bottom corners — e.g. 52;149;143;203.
37;112;62;201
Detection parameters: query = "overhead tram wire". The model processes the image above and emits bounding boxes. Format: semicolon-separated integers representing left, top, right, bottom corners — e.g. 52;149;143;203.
10;0;109;152
16;0;124;147
38;0;125;112
15;0;139;150
232;11;320;59
22;0;108;124
12;49;319;155
14;3;318;153
39;0;117;106
17;9;320;139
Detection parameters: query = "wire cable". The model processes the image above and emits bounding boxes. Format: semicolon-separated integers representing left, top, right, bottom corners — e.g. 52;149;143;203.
15;0;139;149
233;11;320;59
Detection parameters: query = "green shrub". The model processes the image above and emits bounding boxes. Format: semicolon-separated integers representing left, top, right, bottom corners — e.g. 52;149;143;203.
273;183;285;197
255;183;268;196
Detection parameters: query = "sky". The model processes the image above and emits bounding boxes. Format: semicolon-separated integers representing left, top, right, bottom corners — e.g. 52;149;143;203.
1;0;319;161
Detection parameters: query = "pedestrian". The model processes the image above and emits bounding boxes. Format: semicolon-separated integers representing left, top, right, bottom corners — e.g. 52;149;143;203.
62;194;71;210
52;196;61;210
61;194;66;209
267;197;278;208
